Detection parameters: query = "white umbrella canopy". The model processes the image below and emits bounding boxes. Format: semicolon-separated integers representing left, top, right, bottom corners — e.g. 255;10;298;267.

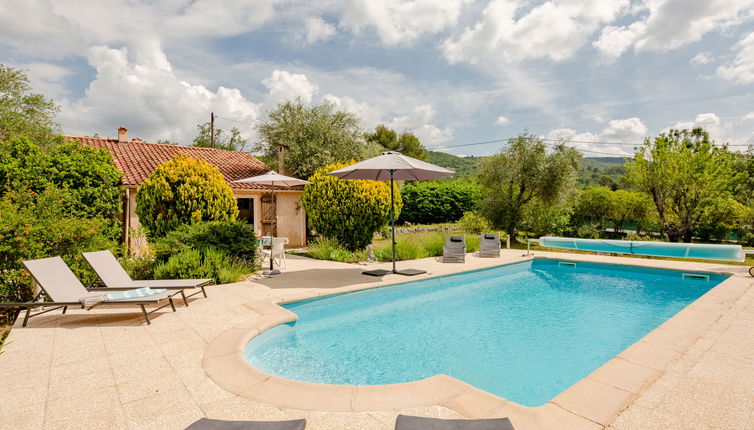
327;151;454;181
327;151;454;277
232;170;312;187
233;171;311;275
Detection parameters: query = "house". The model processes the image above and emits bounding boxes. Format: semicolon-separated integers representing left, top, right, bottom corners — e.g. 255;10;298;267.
67;127;306;253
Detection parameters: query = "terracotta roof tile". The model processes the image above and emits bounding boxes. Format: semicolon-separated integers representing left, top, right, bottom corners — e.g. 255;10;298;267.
66;136;301;191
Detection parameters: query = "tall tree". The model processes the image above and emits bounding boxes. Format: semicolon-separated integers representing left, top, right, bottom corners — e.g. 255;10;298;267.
626;128;740;242
192;121;246;151
192;121;248;151
0;65;61;146
364;125;428;160
478;133;581;241
256;98;365;179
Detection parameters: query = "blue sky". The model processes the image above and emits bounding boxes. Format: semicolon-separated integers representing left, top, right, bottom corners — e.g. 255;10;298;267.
1;0;753;157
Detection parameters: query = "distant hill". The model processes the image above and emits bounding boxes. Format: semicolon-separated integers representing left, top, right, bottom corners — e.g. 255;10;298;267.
426;151;482;178
579;157;631;190
427;151;631;189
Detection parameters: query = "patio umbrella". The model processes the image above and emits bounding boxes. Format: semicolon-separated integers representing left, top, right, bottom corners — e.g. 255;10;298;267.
233;171;311;274
327;151;454;276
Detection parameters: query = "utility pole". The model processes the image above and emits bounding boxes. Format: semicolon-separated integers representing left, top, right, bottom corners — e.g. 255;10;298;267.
210;112;215;148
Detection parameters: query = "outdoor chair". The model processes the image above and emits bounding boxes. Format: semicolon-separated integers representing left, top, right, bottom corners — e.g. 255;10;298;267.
263;237;289;269
443;235;466;263
479;233;501;258
83;250;212;305
395;415;514;430
0;256;178;327
185;418;306;430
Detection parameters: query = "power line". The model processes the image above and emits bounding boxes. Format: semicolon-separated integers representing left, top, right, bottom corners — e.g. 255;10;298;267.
214;113;753;150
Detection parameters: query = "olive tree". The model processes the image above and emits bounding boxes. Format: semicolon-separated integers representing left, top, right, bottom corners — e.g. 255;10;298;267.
478;133;581;241
256;98;365;179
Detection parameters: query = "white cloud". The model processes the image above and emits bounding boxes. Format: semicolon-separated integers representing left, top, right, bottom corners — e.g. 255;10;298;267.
302;17;337;45
0;0;276;59
690;51;714;65
669;112;726;138
443;0;629;64
322;94;383;126
387;105;454;147
592;22;646;60
261;70;319;110
58;44;259;144
593;0;754;59
495;116;510;125
13;62;73;99
742;112;754;121
546;117;648;156
717;32;754;84
585;114;605;123
340;0;470;45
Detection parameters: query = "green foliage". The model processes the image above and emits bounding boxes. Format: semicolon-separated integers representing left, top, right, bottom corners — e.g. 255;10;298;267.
118;255;155;281
153;248;249;284
307;237;359;262
301;162;401;251
609;190;654;233
626;128;740;242
192;121;248;151
577;158;629;190
152;221;258;265
694;196;749;242
478;133;581;241
136;154;238;239
574;187;614;229
458;211;491;234
398;181;480;224
256;98;365;179
0;65;61;146
732;149;754;206
375;237;423;262
0;187;117;302
364;125;428;160
0;137;123;237
522;200;573;237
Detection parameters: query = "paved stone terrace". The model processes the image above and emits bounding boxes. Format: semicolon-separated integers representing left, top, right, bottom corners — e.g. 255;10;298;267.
0;251;752;430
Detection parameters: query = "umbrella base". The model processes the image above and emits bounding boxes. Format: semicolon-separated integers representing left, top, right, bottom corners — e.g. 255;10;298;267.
362;269;392;277
362;268;427;277
395;268;426;276
262;269;282;275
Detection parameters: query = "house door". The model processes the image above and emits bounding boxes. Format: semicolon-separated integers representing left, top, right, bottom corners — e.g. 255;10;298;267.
261;192;277;236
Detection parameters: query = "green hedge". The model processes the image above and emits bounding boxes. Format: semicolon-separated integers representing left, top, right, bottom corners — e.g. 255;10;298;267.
152;220;258;265
398;181;479;224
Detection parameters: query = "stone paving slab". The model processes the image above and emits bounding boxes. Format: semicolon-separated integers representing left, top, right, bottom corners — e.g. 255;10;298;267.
0;250;751;429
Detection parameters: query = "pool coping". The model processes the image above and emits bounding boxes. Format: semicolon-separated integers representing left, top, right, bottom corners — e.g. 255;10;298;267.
202;253;751;427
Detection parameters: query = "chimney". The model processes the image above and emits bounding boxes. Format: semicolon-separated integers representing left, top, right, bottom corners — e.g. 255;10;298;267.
117;126;128;143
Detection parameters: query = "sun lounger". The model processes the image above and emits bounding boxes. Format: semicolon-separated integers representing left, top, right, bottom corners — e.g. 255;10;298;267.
479;233;501;258
83;250;212;305
0;256;178;327
443;235;466;263
395;415;514;430
185;418;306;430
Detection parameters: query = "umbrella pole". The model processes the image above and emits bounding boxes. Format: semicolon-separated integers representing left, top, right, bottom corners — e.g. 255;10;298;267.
390;170;397;274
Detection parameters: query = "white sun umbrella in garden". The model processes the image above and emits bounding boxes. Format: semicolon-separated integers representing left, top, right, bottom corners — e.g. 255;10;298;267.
233;171;311;274
327;151;454;276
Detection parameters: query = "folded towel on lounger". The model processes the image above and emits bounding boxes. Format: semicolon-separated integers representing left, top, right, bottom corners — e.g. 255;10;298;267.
82;287;168;310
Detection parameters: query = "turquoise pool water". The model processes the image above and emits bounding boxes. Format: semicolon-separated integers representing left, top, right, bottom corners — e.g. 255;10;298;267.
245;259;727;406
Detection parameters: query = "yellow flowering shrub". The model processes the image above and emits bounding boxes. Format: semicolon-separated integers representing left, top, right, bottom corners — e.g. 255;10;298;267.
136;154;238;239
301;162;401;251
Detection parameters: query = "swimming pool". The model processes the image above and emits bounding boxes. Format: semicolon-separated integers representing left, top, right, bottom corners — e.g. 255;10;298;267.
245;259;727;407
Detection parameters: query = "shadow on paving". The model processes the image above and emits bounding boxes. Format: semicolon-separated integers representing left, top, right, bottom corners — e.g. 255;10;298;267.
254;267;385;289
